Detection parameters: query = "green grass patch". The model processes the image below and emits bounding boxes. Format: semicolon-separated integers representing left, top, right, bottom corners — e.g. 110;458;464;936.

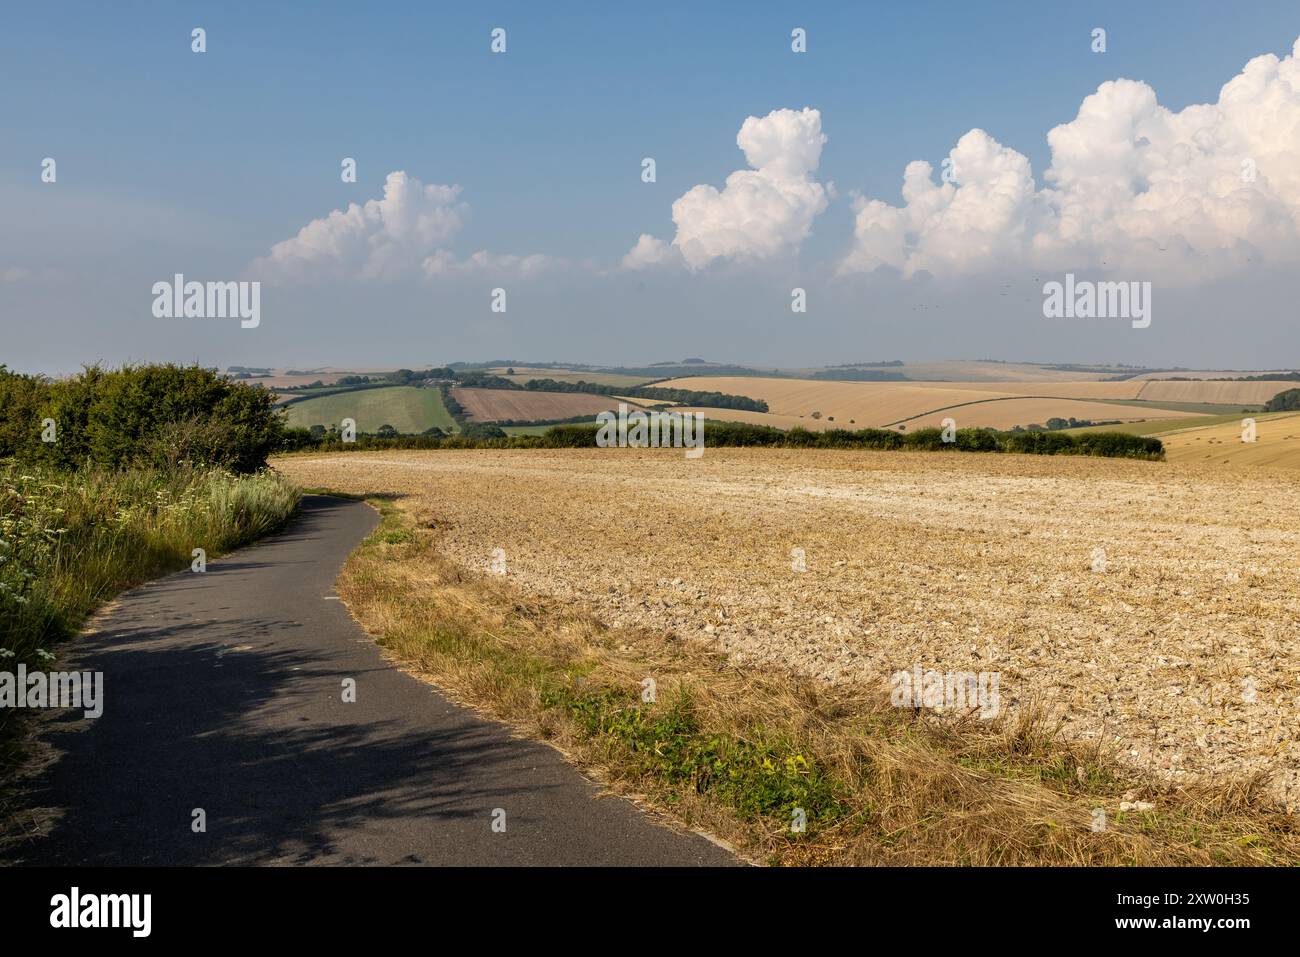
285;386;457;434
541;683;846;827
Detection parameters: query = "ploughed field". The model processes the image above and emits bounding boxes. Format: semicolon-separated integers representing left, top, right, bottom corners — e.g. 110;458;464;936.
451;387;644;422
276;448;1300;805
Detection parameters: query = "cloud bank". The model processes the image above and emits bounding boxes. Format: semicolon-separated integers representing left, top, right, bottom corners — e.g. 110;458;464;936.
253;171;555;281
840;37;1300;281
258;37;1300;288
626;107;830;270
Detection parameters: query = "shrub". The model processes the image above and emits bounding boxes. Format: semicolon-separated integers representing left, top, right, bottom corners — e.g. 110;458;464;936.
902;428;949;451
0;364;284;473
954;428;1000;452
543;424;602;447
458;422;508;440
1071;431;1164;459
1000;430;1075;455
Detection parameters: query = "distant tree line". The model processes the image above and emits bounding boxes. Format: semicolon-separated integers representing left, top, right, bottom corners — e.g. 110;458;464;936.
519;378;768;412
809;369;910;381
1010;417;1123;432
1162;372;1300;382
279;421;1163;460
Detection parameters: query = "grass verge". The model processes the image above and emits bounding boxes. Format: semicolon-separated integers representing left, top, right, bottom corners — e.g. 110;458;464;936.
1;464;301;806
328;493;1300;866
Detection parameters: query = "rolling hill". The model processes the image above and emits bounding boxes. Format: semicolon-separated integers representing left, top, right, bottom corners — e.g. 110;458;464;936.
284;386;457;434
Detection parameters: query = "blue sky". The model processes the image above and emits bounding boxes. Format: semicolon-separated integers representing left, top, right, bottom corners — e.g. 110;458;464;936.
4;1;1300;373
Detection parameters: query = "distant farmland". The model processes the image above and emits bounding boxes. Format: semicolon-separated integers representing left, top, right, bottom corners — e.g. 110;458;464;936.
453;387;643;422
658;376;1194;430
1137;379;1297;405
491;367;654;389
1161;411;1300;468
285;386;457;434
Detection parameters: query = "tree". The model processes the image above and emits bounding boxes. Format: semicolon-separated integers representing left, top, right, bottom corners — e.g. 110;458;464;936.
0;363;284;472
459;422;508;439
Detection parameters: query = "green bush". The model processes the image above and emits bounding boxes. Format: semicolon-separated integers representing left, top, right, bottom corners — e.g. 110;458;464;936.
0;364;284;473
954;428;1000;452
1000;430;1075;455
902;428;948;451
458;422;509;440
1071;431;1164;459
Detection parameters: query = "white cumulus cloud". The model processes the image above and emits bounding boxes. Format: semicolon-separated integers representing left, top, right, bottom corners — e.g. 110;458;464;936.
627;107;829;270
253;171;468;280
620;234;679;270
252;171;557;282
839;37;1300;281
422;249;561;278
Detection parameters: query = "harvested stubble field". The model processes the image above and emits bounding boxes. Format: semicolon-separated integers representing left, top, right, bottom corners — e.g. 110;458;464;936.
1162;411;1300;469
452;386;643;422
657;375;1197;429
277;447;1300;817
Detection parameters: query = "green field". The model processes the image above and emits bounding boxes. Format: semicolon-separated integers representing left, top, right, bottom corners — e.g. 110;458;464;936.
285;386;457;434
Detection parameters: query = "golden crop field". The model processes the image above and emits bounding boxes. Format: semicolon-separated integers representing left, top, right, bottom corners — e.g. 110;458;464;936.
660;375;1195;429
661;376;1014;425
680;407;837;430
870;361;1117;382
685;400;1198;432
277;447;1300;808
895;398;1198;430
1134;370;1298;380
1161;411;1300;468
1136;379;1297;405
925;380;1148;400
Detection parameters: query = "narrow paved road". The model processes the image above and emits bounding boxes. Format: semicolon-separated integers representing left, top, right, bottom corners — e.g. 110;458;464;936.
17;496;737;866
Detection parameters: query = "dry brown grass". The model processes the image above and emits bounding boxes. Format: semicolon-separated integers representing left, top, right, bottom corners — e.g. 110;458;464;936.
294;468;1300;866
